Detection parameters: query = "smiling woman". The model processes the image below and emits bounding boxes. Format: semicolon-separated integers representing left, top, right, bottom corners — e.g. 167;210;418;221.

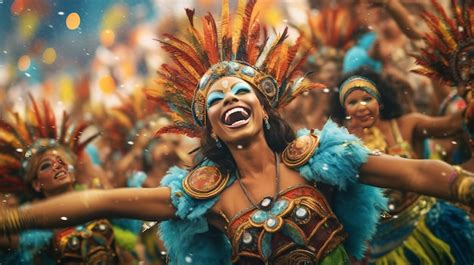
27;147;76;198
0;96;142;264
1;1;473;265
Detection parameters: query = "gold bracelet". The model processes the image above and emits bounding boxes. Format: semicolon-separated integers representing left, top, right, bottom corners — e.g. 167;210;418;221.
0;208;26;236
451;166;474;209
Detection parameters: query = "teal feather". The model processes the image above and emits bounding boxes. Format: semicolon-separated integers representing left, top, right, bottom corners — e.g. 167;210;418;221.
296;120;388;259
159;166;233;265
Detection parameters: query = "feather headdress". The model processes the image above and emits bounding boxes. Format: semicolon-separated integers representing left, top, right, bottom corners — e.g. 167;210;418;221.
145;0;324;137
98;90;170;155
0;95;98;194
304;6;358;67
412;0;474;85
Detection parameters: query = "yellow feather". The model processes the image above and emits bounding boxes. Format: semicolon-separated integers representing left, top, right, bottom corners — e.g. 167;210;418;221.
221;0;230;43
109;110;134;129
0;130;21;148
232;0;246;55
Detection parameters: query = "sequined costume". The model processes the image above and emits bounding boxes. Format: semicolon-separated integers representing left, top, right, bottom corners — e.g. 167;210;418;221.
362;120;473;264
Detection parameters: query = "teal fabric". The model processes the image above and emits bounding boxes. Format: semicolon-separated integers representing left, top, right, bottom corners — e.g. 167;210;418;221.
159;120;387;264
0;229;53;264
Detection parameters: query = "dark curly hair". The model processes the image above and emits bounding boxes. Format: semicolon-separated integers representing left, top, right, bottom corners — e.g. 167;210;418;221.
198;88;295;174
329;67;405;124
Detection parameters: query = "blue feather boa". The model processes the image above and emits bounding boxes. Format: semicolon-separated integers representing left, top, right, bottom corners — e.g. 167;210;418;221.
159;120;387;264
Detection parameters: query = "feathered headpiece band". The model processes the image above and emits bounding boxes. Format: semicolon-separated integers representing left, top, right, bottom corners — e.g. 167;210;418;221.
412;0;474;85
145;0;324;137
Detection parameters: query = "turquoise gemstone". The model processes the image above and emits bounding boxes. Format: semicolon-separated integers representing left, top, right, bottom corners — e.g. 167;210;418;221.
251;210;268;224
241;66;255;77
271;199;289;215
229;61;240;70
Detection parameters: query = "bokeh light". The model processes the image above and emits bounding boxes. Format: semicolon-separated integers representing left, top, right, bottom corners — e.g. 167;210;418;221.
42;48;57;64
66;12;81;30
17;55;31;71
100;29;116;47
18;13;39;40
99;75;116;94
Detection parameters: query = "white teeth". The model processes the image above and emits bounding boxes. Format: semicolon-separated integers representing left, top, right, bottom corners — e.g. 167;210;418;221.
55;172;65;179
224;107;248;123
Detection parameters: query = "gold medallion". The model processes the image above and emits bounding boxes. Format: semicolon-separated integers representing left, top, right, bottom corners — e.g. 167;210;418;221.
282;133;319;168
183;166;229;199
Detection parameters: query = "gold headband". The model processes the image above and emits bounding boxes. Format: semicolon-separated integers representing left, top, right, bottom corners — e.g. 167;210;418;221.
339;76;380;105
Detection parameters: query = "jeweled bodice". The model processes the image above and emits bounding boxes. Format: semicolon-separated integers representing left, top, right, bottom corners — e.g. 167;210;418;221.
227;185;347;265
53;219;120;264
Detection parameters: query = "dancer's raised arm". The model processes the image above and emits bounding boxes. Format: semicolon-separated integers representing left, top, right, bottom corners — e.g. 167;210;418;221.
360;154;473;206
1;187;175;233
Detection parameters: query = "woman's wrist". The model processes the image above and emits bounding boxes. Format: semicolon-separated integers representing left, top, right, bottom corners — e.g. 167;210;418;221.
0;208;28;236
451;166;474;209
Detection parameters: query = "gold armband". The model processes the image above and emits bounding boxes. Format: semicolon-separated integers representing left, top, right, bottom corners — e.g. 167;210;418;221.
0;208;30;236
451;166;474;209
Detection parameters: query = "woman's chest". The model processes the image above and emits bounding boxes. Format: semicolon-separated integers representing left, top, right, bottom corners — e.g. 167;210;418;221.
216;185;347;264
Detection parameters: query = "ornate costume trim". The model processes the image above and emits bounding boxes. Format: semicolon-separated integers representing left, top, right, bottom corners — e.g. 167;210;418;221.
282;132;319;168
228;185;347;264
183;166;230;199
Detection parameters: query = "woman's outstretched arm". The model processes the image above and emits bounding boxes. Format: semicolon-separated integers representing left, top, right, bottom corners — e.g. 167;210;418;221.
1;187;175;233
360;154;473;206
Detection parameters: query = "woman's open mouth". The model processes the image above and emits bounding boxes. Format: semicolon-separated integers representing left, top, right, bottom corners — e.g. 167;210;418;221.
54;171;68;180
221;106;251;128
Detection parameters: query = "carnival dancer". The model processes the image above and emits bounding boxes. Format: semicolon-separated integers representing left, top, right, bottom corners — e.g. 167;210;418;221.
285;5;359;130
0;1;473;265
333;69;473;264
0;96;140;264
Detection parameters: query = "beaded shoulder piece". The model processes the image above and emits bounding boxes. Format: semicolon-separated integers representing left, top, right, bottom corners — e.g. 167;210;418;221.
282;131;319;168
182;166;230;199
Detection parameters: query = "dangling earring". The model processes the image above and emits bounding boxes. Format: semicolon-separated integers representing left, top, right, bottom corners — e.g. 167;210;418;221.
215;138;222;148
264;116;271;130
212;134;222;148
